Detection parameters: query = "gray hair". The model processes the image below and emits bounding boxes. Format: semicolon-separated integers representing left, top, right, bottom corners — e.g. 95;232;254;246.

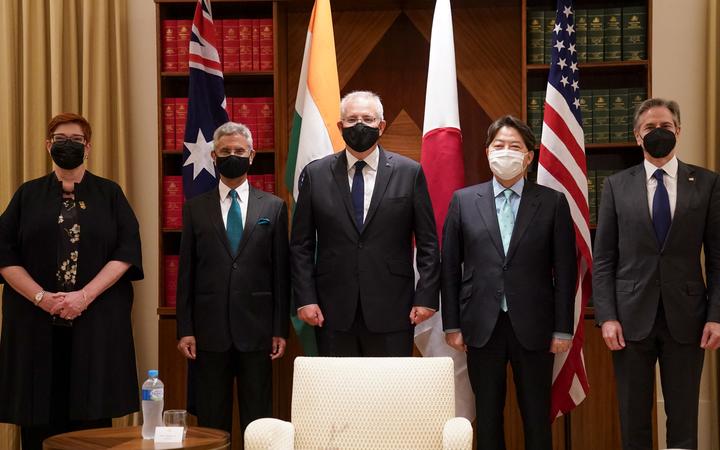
633;98;681;130
213;121;253;150
340;91;384;121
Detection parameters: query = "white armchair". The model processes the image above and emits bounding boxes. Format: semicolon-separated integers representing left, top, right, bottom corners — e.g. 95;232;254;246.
245;356;473;450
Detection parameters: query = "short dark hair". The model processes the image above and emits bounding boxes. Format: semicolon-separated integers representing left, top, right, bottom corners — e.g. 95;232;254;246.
47;113;92;143
485;115;536;150
633;98;681;131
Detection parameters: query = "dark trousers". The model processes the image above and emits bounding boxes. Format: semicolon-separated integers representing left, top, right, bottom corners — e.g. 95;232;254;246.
613;303;705;450
193;348;272;436
20;326;112;450
466;312;554;450
316;302;414;357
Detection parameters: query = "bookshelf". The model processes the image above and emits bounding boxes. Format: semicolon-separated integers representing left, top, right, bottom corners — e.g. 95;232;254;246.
154;2;289;448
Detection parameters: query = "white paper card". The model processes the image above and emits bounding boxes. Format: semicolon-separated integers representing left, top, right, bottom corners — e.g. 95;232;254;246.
154;426;184;442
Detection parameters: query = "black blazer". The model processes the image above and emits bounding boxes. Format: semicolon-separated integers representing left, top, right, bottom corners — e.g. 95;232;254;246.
593;160;720;343
290;147;440;333
176;186;290;353
441;180;577;351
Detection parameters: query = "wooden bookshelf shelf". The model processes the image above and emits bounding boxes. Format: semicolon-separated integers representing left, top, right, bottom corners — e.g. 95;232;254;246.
161;71;274;77
526;60;649;72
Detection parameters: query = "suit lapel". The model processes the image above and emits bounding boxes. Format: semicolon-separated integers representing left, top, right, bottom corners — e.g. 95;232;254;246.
475;183;504;258
505;182;541;263
663;161;694;249
362;148;393;232
331;151;359;233
206;189;234;257
235;187;264;259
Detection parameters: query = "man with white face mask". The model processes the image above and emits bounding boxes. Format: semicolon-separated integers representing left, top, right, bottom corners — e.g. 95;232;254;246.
441;115;577;450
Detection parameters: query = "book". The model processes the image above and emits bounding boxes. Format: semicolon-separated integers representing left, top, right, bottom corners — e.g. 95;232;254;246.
215;20;223;68
579;90;593;143
527;9;544;64
587;9;604;62
596;170;615;210
259;18;273;71
622;6;647;61
527;91;544;140
175;98;188;150
162;176;184;229
164;255;179;307
239;19;253;72
628;87;647;139
176;20;192;72
257;98;274;150
162;98;176;151
248;175;264;191
592;89;610;143
263;174;276;194
252;19;260;71
575;9;587;63
544;11;557;64
604;8;622;61
235;98;257;141
610;88;629;143
161;20;178;72
587;170;597;225
223;19;240;72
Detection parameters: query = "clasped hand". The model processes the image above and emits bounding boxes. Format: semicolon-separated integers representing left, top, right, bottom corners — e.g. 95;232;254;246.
42;290;89;320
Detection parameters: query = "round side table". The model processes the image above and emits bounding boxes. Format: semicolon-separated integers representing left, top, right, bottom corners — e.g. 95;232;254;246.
43;426;230;450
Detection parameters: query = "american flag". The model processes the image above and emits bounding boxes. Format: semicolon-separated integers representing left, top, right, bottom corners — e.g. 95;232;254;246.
182;0;229;199
536;0;592;418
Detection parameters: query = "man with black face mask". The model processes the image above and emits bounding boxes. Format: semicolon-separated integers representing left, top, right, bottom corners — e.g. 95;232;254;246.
175;122;290;437
593;98;720;450
290;90;440;357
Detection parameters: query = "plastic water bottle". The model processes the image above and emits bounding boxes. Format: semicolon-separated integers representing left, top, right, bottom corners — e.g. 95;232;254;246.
141;369;164;439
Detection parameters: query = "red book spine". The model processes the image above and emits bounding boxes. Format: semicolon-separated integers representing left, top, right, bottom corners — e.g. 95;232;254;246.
235;98;258;143
175;98;189;151
162;98;176;151
233;97;245;128
248;175;264;191
162;176;184;229
256;97;274;150
259;19;273;71
223;19;240;72
215;19;224;70
164;255;179;307
252;19;260;71
263;174;275;194
239;19;253;72
162;20;178;72
176;20;192;73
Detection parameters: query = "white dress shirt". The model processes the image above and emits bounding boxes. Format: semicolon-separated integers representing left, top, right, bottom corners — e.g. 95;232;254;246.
643;156;678;219
346;146;379;221
218;178;249;229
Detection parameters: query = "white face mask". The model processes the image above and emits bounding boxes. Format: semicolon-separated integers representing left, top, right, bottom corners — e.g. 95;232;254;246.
488;149;527;180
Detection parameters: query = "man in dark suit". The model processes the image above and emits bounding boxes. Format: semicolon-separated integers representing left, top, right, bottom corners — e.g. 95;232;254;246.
290;90;440;357
593;98;720;450
175;122;290;435
441;115;577;450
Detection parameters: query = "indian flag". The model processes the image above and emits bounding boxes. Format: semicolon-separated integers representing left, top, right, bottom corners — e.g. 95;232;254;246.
285;0;342;355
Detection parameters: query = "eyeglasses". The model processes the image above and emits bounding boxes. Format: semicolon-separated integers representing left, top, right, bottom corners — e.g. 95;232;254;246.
215;148;251;157
51;134;86;145
342;116;378;126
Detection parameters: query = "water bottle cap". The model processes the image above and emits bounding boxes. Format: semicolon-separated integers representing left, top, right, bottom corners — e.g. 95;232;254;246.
148;369;159;378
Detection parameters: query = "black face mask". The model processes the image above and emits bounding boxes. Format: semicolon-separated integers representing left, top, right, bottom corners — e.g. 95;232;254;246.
215;155;250;179
50;141;85;170
342;123;380;152
643;128;676;159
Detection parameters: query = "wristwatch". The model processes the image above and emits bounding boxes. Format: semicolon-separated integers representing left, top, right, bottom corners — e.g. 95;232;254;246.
34;290;45;305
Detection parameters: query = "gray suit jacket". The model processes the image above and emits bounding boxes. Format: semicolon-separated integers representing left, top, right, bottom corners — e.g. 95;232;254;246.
592;160;720;343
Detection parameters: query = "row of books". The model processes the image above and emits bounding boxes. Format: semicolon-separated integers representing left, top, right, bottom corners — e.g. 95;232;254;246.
162;174;277;230
163;97;274;151
527;6;647;64
162;18;273;73
527;88;646;144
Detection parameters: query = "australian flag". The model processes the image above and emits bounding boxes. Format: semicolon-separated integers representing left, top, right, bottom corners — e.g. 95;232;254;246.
182;0;228;199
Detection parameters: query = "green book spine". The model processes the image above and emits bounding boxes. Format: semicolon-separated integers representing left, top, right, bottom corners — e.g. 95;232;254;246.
593;89;610;143
575;9;588;63
610;88;629;143
544;11;557;64
527;9;545;64
587;170;597;225
604;8;622;61
622;6;647;61
628;87;647;141
527;91;544;140
579;90;593;144
587;9;605;62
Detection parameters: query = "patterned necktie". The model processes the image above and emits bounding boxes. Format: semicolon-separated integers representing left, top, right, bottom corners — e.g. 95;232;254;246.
498;189;515;312
227;190;243;255
351;160;367;230
652;169;671;247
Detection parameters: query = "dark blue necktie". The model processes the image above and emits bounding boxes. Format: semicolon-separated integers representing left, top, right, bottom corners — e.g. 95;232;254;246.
351;160;366;230
652;169;671;247
227;190;243;255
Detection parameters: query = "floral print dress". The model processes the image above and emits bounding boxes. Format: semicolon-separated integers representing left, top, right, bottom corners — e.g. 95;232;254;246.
56;198;82;325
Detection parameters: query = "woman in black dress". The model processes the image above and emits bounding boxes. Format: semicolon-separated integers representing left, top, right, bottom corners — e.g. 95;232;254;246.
0;113;144;450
